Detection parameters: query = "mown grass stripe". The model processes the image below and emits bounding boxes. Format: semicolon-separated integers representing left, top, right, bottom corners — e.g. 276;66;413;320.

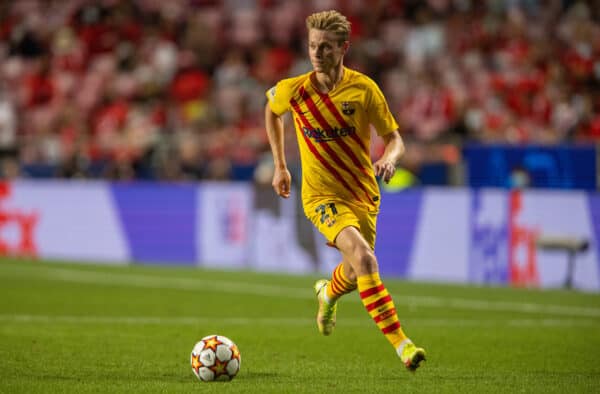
0;314;597;327
2;264;600;318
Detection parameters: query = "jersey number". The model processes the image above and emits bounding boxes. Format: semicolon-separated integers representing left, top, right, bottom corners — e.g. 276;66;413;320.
316;203;338;226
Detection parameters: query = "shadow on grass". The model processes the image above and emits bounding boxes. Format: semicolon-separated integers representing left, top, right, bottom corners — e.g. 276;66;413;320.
29;370;285;384
23;371;192;384
238;371;284;380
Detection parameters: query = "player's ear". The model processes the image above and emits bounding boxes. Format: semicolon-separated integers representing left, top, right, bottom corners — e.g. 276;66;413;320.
341;40;350;53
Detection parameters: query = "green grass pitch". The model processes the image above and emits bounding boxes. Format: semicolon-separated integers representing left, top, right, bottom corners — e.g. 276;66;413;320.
1;258;599;393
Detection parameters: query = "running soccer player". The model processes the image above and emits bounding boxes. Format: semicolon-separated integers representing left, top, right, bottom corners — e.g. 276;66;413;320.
264;10;426;371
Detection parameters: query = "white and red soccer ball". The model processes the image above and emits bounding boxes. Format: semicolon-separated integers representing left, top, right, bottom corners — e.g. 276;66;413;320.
190;335;241;382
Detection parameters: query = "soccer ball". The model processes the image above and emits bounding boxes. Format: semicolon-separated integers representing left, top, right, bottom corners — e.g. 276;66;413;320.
190;335;241;382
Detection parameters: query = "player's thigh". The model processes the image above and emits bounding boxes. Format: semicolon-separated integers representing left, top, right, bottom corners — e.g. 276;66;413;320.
335;206;378;250
357;209;377;250
305;200;360;246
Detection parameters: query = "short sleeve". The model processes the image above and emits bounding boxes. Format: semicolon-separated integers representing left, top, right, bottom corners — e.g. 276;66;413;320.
365;79;399;136
265;80;292;116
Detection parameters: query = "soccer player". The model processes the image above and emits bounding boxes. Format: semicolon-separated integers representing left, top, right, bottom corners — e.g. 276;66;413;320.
264;10;426;371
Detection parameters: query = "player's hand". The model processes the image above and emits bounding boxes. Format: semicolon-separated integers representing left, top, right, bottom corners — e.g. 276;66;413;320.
373;159;396;184
272;167;292;198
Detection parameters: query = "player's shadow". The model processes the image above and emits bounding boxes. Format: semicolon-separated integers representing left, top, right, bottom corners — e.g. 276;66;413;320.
239;371;283;380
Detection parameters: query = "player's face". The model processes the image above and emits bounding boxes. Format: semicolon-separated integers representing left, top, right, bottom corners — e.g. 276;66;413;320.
308;29;348;73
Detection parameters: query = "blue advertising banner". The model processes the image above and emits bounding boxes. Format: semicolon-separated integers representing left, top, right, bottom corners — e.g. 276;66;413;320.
110;183;198;265
464;145;597;190
587;194;600;287
376;190;423;277
469;189;509;284
3;180;599;291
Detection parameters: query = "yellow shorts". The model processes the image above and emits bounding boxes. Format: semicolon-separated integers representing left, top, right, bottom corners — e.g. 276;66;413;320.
305;199;378;250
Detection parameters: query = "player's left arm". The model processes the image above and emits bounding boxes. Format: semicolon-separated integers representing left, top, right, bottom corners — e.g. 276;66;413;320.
373;130;405;184
365;76;404;183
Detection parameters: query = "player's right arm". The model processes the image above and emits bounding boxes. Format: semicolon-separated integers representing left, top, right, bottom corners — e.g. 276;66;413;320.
265;79;298;198
264;104;291;198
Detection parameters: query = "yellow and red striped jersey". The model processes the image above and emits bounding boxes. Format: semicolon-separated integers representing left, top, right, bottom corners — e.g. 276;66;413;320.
266;67;398;211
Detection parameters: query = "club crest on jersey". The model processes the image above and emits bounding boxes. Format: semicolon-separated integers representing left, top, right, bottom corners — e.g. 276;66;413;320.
324;217;336;227
341;101;355;115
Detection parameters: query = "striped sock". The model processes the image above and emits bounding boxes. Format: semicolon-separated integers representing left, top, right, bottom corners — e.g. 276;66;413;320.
325;263;357;303
357;272;407;349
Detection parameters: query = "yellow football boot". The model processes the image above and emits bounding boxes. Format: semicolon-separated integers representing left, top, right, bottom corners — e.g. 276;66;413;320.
314;279;337;336
398;340;426;371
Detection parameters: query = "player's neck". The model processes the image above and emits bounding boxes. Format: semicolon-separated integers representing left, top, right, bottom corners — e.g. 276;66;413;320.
314;65;344;94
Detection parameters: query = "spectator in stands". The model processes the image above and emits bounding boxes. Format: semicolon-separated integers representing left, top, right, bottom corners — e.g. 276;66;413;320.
0;0;598;181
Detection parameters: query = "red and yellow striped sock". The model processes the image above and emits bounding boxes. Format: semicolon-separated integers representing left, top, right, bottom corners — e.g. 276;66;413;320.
325;263;357;303
357;272;408;349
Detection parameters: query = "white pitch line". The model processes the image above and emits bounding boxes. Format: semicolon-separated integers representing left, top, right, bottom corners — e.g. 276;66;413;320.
2;265;600;318
0;314;597;328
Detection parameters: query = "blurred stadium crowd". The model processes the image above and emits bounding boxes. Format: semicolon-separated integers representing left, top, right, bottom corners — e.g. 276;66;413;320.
0;0;598;181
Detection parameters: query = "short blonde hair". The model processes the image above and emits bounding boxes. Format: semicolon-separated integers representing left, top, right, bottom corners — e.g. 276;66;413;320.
305;10;351;43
